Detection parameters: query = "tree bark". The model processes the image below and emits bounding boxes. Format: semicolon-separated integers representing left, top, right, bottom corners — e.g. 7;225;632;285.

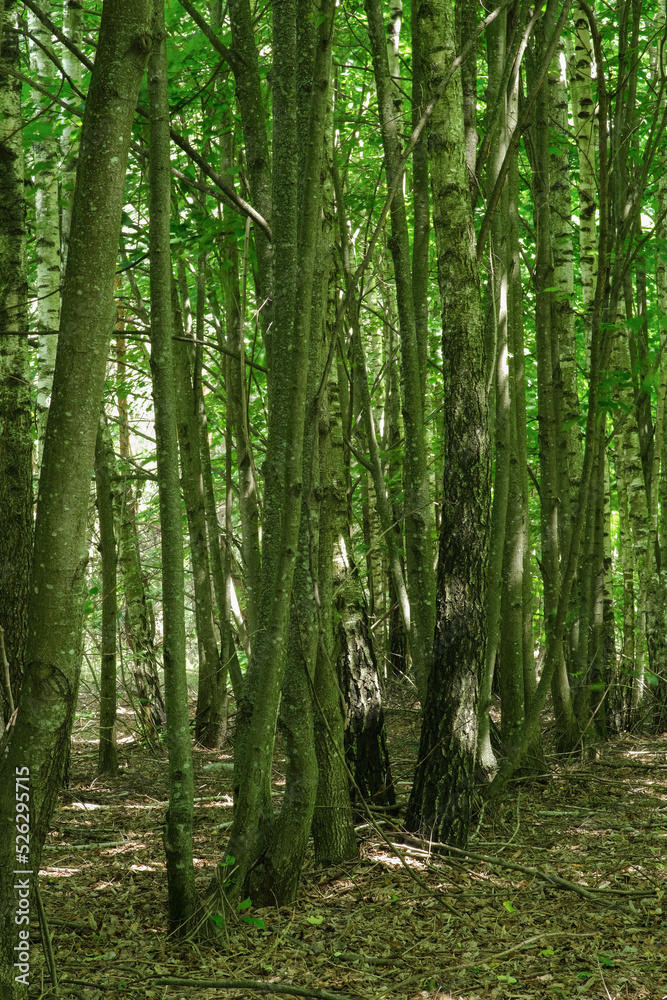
222;0;335;907
95;412;119;776
0;2;152;992
0;0;31;720
172;283;224;749
365;0;436;702
406;0;490;848
148;0;196;930
29;0;62;457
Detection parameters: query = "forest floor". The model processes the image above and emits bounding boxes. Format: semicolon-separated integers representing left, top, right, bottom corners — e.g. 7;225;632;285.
33;685;667;1000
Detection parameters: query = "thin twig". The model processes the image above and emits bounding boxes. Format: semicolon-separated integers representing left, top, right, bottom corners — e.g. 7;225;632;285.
144;977;351;1000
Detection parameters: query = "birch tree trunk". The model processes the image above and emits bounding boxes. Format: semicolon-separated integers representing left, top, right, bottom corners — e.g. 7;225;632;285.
477;2;509;780
406;0;490;848
527;17;578;751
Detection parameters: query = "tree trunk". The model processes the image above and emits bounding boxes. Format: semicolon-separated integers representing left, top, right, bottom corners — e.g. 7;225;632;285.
222;0;335;907
329;352;395;814
476;1;509;781
95;412;119;775
219;106;262;647
117;337;167;738
406;0;490;848
172;283;224;749
0;0;31;719
29;0;61;456
148;0;196;930
0;3;152;992
365;0;436;702
60;0;83;267
527;17;578;751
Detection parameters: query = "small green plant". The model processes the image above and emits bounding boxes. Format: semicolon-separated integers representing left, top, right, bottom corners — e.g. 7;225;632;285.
237;897;266;930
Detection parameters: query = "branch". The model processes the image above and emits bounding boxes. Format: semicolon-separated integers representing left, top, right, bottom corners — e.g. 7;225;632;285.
144;978;352;1000
177;0;237;70
20;0;271;238
392;838;639;911
21;0;94;71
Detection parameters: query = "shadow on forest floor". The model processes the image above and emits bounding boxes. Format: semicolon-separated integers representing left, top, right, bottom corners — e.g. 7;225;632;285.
34;689;667;1000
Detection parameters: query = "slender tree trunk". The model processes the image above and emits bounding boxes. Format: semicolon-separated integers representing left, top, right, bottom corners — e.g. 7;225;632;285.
611;450;634;732
117;337;166;737
327;348;395;815
477;3;509;780
549;40;581;526
0;0;31;718
410;0;429;393
219;108;262;645
498;150;535;745
567;8;597;326
227;0;273;338
528;17;578;750
365;0;436;702
222;0;335;907
311;133;358;866
331;155;413;668
60;0;83;267
0;4;152;992
172;284;224;749
95;413;119;775
406;0;490;848
652;144;667;727
29;0;61;456
383;304;408;677
148;0;196;930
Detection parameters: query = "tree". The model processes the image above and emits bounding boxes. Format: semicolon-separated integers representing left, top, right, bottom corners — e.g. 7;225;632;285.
0;2;152;991
406;0;490;848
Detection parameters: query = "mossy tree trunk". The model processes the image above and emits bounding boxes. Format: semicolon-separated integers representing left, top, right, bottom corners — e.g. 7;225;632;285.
221;0;336;908
148;0;196;930
0;2;152;991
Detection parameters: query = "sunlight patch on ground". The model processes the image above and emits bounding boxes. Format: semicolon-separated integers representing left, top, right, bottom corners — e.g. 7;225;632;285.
372;850;426;870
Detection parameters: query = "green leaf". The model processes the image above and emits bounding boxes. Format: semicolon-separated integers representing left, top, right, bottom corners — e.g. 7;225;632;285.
502;900;516;913
237;897;252;911
210;913;225;927
243;916;266;930
307;914;325;925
